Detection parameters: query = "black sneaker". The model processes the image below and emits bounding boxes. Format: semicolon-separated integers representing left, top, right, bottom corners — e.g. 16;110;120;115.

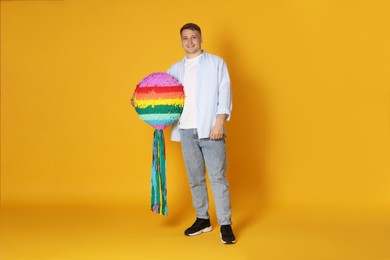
184;218;212;236
220;225;236;244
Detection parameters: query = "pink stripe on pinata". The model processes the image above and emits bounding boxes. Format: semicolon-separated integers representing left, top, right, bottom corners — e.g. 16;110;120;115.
138;72;182;87
153;124;169;130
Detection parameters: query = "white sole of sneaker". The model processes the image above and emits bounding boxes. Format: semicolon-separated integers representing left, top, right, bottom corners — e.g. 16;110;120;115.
187;226;213;236
220;234;237;244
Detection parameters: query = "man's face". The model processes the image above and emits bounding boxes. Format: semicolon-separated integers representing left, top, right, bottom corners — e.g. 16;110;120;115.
181;29;202;56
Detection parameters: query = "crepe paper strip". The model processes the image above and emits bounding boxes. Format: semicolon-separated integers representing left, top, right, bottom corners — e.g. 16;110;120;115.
151;130;167;215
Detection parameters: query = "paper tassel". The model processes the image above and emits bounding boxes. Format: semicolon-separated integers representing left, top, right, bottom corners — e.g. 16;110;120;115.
151;130;168;215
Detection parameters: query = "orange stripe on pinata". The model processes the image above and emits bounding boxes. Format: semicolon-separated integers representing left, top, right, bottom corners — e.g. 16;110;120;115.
134;91;185;100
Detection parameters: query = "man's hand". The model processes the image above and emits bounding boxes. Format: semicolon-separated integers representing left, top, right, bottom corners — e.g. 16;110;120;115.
130;97;135;107
210;114;227;140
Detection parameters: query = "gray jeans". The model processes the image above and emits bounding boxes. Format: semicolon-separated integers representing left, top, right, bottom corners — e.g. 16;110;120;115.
180;128;232;225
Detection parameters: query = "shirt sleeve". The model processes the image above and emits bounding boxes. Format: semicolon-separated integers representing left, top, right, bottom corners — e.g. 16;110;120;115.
217;60;232;121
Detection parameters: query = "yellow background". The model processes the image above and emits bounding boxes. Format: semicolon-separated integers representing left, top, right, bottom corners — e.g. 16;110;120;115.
1;0;390;259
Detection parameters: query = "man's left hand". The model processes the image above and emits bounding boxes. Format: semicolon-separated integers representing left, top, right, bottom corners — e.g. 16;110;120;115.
210;114;227;140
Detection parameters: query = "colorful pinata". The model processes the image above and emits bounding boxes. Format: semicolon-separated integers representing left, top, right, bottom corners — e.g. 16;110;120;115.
132;72;184;215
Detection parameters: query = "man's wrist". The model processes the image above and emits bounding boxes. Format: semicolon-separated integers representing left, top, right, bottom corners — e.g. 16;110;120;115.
215;114;227;127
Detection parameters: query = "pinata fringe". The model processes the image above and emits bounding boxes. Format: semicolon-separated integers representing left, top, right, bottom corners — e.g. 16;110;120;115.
151;130;168;215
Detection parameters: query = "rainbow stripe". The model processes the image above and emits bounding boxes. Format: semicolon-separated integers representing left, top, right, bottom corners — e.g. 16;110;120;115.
133;73;184;130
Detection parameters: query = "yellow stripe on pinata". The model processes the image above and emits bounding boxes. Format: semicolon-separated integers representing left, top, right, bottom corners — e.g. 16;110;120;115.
134;98;184;109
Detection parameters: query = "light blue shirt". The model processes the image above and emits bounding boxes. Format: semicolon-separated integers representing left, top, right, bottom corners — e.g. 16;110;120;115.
168;51;232;142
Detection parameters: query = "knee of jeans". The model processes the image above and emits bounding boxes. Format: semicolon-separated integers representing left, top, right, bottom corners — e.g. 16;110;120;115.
189;177;206;187
209;174;228;185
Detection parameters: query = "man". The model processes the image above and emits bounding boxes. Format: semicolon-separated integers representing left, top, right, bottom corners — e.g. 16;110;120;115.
168;23;236;244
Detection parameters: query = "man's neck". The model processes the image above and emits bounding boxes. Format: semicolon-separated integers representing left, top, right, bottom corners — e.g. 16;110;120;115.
186;50;203;59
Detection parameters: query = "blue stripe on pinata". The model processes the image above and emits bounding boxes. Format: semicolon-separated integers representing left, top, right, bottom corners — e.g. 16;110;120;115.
140;113;181;121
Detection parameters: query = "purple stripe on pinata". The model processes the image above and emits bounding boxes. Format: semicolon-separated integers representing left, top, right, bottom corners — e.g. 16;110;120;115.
138;72;182;87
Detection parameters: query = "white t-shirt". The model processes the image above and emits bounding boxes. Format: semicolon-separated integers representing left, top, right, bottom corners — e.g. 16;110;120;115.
179;53;203;129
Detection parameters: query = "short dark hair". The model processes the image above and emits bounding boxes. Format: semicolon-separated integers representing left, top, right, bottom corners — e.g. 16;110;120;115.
180;23;202;36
